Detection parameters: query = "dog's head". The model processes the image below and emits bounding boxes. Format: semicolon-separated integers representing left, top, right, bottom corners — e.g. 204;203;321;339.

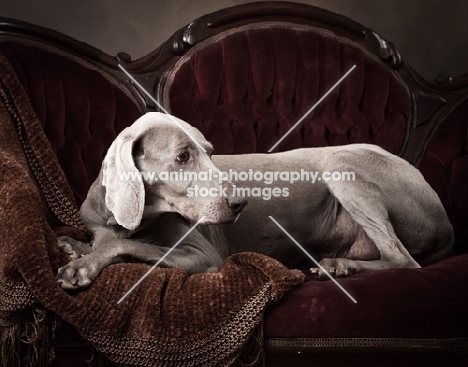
102;112;247;230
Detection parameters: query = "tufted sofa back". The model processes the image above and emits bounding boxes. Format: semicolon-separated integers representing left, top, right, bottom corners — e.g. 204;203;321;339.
163;22;410;155
0;41;141;206
418;99;468;250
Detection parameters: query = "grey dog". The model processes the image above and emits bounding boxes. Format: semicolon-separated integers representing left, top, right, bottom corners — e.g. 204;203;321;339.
56;112;453;290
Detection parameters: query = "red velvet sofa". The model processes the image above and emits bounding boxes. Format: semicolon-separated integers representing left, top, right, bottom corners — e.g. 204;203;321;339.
1;2;467;366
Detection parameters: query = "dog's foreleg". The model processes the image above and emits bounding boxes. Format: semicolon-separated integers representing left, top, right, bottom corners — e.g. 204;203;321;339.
57;236;93;259
56;234;222;290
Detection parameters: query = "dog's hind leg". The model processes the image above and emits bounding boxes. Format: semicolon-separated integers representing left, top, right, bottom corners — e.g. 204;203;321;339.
312;179;420;280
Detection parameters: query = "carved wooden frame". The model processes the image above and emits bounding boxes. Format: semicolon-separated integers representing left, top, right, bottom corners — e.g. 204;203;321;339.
2;2;468;166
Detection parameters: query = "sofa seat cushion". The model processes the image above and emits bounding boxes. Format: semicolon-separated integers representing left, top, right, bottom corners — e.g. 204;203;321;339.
264;254;468;340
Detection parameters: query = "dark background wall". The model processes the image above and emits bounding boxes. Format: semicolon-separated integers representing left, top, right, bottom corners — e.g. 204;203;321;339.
1;0;467;80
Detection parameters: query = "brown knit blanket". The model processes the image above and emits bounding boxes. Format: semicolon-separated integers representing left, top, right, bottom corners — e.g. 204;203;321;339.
0;53;304;367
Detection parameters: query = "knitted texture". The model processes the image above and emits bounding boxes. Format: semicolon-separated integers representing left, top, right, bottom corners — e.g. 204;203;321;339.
0;52;304;366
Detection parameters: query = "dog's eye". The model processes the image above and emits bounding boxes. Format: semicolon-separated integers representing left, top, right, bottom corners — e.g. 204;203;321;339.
176;151;190;164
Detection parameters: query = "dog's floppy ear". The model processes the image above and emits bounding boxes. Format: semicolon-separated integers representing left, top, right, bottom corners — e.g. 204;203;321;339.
102;120;150;230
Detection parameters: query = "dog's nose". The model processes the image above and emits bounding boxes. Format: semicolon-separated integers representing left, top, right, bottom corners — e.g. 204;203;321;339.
226;196;247;215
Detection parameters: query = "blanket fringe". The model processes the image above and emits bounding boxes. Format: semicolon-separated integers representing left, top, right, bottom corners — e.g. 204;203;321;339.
0;308;61;367
84;347;114;367
232;322;265;367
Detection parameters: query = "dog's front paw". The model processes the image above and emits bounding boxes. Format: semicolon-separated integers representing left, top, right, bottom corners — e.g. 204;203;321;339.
57;236;93;259
310;258;357;280
56;256;100;291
